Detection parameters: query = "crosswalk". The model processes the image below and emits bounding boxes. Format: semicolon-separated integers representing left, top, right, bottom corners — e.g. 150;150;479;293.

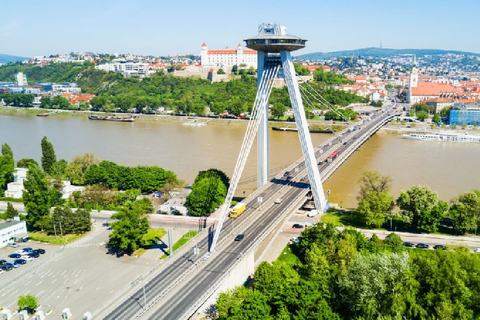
64;241;106;248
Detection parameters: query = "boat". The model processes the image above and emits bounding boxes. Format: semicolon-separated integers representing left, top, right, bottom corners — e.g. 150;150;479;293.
36;113;49;117
182;119;206;126
402;132;480;143
272;126;334;133
88;115;137;122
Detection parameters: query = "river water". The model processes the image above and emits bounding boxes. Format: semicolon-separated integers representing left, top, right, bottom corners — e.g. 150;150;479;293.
0;114;479;207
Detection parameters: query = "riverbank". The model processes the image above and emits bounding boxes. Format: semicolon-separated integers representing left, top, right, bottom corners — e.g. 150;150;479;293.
0;106;347;130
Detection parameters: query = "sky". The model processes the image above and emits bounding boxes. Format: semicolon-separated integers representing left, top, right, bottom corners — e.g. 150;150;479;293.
2;0;480;58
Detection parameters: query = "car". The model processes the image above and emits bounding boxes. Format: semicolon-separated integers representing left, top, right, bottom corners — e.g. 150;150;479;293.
403;242;415;247
290;237;300;244
15;250;26;255
22;255;33;261
274;198;282;204
22;247;33;253
14;258;27;265
475;248;480;253
3;261;19;269
34;248;46;254
234;234;245;241
433;245;446;250
0;269;3;275
6;242;19;248
9;253;22;259
416;243;430;249
27;252;39;258
0;264;12;271
292;224;304;229
0;259;7;266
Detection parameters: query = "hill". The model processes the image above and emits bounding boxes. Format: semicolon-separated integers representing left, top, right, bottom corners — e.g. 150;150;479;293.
0;53;30;64
297;47;480;60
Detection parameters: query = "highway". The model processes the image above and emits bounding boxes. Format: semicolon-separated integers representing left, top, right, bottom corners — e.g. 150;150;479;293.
98;103;401;319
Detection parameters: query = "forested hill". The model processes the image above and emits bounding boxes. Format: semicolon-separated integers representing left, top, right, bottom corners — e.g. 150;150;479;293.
0;53;30;64
297;47;480;60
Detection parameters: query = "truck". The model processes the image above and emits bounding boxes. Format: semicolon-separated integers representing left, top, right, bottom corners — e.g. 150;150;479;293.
229;202;246;218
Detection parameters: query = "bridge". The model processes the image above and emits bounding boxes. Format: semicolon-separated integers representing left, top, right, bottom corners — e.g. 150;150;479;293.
96;103;401;319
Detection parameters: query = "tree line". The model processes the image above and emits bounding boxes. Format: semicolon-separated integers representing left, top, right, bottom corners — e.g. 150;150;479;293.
216;223;480;319
356;170;480;234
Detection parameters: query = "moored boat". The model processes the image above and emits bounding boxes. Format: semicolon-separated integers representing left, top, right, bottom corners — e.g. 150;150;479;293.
402;132;480;143
88;115;137;122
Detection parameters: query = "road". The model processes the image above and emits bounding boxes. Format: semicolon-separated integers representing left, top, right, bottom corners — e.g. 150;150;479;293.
99;103;400;319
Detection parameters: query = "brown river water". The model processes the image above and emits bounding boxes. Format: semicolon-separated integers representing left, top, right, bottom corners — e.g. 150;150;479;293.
0;114;479;208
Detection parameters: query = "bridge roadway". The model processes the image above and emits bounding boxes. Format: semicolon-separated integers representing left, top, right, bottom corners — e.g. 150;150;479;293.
98;104;400;320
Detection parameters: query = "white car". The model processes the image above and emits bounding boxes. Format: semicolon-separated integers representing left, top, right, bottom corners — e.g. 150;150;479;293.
290;237;300;244
22;255;33;261
274;198;282;204
15;250;26;255
475;248;480;253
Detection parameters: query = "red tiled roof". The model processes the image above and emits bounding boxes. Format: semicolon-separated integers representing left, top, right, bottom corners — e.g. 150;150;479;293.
411;83;458;96
202;42;207;47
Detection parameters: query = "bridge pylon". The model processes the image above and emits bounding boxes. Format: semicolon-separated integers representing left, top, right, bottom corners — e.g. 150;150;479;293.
209;24;327;252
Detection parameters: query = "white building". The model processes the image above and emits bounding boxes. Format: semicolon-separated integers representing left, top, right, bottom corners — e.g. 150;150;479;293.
0;219;27;248
61;181;85;199
95;62;152;78
4;168;28;199
52;83;82;95
200;43;257;69
15;72;28;86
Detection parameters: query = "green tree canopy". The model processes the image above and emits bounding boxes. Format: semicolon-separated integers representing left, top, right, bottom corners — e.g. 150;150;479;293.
396;185;445;232
449;191;480;234
4;202;19;219
65;153;99;185
108;202;149;254
18;295;38;314
186;173;227;217
41;136;57;175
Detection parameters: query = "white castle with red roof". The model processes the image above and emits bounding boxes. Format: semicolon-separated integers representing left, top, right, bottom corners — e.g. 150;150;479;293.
200;43;257;69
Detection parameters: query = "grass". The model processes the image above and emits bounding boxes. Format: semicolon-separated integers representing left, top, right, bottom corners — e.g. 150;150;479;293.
133;228;167;257
277;244;302;266
321;209;368;229
28;231;86;245
161;231;199;259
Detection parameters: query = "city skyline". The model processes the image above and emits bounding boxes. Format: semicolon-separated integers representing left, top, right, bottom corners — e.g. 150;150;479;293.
2;0;480;57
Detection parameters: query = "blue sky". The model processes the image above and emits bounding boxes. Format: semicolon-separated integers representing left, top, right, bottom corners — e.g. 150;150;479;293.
2;0;479;57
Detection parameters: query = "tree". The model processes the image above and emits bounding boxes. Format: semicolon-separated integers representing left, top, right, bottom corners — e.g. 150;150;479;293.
357;191;394;227
449;191;480;234
383;233;404;252
16;158;38;169
0;153;15;191
65;153;99;185
108;202;149;254
186;173;227;216
338;252;413;319
396;185;442;232
40;96;52;109
217;68;226;75
18;294;38;314
357;170;392;200
4;202;19;219
41;136;57;175
416;110;429;122
270;103;287;119
2;143;13;157
23;164;62;230
432;113;441;123
50;159;68;178
43;206;91;235
52;95;70;109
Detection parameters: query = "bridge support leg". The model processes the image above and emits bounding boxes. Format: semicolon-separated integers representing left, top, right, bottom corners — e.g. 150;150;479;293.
280;50;328;211
257;51;269;188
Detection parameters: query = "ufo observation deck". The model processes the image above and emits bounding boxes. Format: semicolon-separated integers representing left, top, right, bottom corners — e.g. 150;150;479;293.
244;34;306;53
244;23;306;53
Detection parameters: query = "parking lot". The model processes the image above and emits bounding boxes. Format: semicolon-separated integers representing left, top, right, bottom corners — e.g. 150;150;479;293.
0;222;161;318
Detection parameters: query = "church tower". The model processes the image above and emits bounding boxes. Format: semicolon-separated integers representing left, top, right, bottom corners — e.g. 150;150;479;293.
408;57;418;103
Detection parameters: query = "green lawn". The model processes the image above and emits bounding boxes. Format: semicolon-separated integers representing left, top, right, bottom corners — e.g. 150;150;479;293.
28;231;86;245
134;228;167;257
277;244;302;266
161;231;199;259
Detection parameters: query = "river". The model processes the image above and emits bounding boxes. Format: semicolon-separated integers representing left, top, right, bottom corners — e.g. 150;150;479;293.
0;114;479;207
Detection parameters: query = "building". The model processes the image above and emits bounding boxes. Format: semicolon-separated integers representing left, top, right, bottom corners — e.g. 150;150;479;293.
408;66;459;104
200;43;257;69
449;103;480;125
0;218;27;248
52;83;81;95
95;62;152;78
15;72;28;86
4;168;28;199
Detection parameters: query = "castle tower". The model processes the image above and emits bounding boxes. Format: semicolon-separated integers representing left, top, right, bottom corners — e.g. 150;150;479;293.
200;42;208;67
